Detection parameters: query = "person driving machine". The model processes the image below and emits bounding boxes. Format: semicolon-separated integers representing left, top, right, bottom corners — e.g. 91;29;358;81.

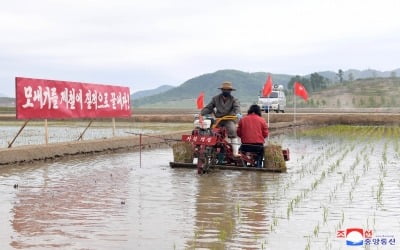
200;81;242;156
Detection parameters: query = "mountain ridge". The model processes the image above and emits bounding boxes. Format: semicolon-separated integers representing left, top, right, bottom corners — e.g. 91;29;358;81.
131;85;174;99
133;68;400;107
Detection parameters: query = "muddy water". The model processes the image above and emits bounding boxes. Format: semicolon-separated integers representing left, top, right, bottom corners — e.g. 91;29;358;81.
0;126;399;249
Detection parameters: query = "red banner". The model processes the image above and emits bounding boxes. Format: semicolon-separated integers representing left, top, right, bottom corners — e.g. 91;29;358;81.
16;77;131;119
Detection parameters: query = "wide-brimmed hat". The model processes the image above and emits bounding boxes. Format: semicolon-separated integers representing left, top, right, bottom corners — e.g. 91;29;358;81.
218;81;236;91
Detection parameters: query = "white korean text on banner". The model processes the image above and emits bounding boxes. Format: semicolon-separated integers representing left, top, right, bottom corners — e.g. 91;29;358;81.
16;77;131;119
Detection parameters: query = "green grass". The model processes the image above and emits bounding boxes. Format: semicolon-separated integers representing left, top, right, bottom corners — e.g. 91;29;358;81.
0;107;15;114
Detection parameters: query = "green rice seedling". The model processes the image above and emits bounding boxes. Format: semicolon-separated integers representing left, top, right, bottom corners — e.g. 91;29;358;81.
354;175;360;186
311;179;318;190
287;200;294;219
329;191;334;202
302;190;307;199
341;174;347;184
254;233;260;242
376;178;384;205
273;214;278;227
379;162;385;171
394;137;399;153
294;194;301;206
305;236;311;250
373;212;376;228
341;211;345;225
218;229;227;242
236;203;240;216
325;238;332;250
286;205;292;219
313;222;320;237
323;207;329;224
320;170;326;181
194;229;200;242
328;163;336;173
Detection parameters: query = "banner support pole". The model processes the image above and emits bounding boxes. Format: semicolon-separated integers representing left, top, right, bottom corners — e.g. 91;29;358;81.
139;133;142;168
267;106;270;141
112;118;116;137
77;120;93;141
294;88;296;124
44;119;48;144
8;120;29;148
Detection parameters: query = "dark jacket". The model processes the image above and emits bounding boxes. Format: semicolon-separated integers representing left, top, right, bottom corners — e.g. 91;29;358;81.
200;94;240;118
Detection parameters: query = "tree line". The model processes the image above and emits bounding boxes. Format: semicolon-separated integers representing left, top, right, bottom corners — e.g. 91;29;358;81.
286;73;331;94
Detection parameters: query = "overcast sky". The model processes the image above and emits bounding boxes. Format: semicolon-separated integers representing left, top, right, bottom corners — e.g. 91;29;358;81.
1;0;399;97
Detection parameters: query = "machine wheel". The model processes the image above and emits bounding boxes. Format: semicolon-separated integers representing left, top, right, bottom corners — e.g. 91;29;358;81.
197;146;216;174
281;109;285;113
197;158;205;174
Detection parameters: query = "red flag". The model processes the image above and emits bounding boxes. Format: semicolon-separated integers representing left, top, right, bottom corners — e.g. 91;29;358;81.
196;92;204;109
294;82;308;101
262;75;273;97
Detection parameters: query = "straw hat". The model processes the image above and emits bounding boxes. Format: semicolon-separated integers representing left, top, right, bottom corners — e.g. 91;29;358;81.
218;81;236;91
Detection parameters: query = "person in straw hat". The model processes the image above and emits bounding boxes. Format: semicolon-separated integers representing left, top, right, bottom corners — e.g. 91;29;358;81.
200;81;242;156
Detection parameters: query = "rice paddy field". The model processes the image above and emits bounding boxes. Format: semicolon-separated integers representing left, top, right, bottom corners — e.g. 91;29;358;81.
0;120;192;148
0;125;399;249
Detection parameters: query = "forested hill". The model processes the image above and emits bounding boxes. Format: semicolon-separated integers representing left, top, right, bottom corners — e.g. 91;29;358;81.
132;70;293;107
131;85;174;99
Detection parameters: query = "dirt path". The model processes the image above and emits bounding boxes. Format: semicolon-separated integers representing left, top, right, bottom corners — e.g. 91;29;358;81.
0;131;184;166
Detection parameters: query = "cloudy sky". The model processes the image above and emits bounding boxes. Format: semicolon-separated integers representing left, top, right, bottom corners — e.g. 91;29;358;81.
1;0;399;97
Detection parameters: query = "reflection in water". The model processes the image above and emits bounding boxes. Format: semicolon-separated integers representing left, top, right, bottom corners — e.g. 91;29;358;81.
186;171;275;249
6;156;131;249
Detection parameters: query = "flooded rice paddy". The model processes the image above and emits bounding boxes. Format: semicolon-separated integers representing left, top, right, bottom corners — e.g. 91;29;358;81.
0;121;192;147
0;125;399;249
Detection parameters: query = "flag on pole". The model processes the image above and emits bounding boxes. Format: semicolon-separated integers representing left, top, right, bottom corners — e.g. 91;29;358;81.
262;75;273;97
262;75;273;140
196;92;204;109
294;82;308;101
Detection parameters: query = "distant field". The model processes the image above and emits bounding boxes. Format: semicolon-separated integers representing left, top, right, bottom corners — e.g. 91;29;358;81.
0;107;15;114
